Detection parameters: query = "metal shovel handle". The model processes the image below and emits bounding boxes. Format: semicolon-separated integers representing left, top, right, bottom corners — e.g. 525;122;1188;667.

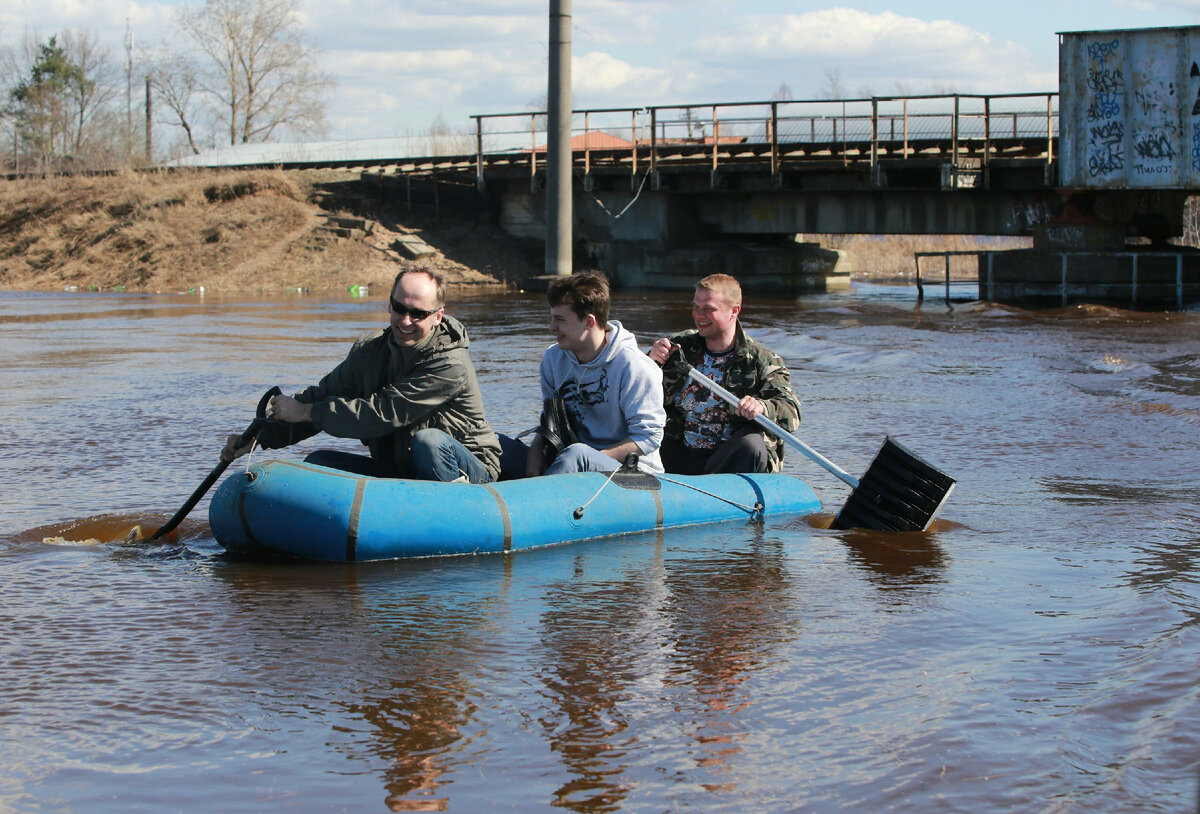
684;365;859;488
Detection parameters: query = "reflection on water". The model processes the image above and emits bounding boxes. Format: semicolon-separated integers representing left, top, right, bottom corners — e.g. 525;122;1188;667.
1;288;1199;812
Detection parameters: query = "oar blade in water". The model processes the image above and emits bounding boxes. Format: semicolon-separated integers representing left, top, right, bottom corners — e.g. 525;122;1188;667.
831;437;956;532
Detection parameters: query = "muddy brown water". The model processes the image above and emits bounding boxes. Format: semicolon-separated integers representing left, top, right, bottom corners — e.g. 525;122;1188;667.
1;286;1197;812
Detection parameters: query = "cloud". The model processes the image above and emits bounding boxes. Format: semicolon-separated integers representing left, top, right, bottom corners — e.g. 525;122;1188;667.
572;51;672;99
685;8;1043;97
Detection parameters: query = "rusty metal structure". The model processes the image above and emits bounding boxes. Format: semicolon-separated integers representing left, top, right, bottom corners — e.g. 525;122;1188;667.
1059;25;1200;190
467;93;1058;193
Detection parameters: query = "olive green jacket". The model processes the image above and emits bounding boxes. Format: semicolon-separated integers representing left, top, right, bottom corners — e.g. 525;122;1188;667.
257;315;501;479
660;323;802;473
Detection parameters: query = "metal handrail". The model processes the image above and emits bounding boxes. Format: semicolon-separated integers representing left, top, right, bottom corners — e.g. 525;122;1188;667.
469;92;1059;187
916;249;1191;310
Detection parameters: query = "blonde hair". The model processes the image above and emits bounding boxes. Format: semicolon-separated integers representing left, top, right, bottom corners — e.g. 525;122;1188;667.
696;273;742;307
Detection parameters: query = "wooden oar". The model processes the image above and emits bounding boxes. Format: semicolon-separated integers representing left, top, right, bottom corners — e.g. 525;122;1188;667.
683;365;955;532
132;386;280;543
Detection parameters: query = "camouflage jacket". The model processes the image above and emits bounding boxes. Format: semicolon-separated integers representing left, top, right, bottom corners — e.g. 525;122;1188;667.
659;323;801;473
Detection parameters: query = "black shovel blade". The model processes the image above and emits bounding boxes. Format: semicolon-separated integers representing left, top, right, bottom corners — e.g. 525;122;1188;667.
831;437;956;532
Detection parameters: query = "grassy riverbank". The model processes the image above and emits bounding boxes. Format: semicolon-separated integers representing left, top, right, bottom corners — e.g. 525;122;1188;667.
0;168;1025;294
0;169;533;295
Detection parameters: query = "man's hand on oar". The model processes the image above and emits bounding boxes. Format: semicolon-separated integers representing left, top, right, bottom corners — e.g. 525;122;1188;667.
648;337;679;365
650;339;764;419
220;433;255;463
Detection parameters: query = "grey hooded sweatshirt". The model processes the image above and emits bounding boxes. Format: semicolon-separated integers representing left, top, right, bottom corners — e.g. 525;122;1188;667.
538;320;666;472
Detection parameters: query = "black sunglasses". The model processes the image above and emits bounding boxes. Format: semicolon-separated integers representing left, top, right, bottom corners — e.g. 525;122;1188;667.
389;296;442;321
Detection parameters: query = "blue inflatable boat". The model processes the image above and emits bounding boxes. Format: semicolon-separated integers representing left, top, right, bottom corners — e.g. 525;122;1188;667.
209;459;822;562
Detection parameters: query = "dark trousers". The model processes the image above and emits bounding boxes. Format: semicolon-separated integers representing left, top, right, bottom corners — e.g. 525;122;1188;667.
660;429;770;475
496;433;531;480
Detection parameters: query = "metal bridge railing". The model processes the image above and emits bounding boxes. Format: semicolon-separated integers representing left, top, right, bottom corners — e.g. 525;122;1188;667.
469;92;1058;187
916;249;1193;310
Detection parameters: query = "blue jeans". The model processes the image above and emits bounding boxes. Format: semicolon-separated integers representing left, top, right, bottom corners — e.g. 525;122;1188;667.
409;428;495;483
544;442;623;475
303;429;494;483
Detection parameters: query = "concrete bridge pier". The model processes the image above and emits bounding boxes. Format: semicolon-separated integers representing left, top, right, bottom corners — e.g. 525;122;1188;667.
981;190;1200;309
499;187;848;295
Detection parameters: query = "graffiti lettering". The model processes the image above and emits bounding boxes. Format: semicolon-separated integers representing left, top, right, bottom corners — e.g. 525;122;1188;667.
1133;130;1176;160
1010;200;1057;229
1089;152;1125;176
1190;61;1200;117
1134;84;1175;117
1192;122;1200;173
1088;121;1125;177
1087;39;1121;65
1086;92;1122;122
1087;67;1125;94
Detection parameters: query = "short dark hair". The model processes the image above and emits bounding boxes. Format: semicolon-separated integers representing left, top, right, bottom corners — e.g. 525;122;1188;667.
392;266;447;306
547;272;610;325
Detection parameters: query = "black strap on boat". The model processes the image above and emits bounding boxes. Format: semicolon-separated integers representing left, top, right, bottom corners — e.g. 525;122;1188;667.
344;478;367;561
482;483;513;552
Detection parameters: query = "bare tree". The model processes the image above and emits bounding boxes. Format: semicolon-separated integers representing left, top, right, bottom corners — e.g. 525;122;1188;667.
426;112;473;156
819;68;847;100
527;92;548;133
5;29;127;171
7;34;82;171
175;0;332;145
770;82;794;102
147;49;205;155
60;29;121;159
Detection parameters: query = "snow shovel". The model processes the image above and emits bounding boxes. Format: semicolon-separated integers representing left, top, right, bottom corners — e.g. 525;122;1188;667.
683;365;955;532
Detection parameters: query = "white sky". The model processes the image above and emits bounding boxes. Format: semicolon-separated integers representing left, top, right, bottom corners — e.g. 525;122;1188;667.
3;0;1200;143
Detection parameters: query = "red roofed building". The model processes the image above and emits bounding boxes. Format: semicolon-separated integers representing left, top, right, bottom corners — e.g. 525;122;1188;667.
531;131;636;153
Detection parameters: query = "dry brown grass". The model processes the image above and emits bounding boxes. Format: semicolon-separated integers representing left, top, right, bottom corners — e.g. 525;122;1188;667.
0;168;515;294
810;233;1032;281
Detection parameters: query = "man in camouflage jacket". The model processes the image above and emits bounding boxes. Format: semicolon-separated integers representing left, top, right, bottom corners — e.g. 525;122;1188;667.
648;274;801;475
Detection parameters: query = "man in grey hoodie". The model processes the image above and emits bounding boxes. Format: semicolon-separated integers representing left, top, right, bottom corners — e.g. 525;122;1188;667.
522;272;666;476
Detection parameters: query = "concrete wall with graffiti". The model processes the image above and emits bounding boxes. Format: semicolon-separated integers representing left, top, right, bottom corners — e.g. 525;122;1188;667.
1059;25;1200;189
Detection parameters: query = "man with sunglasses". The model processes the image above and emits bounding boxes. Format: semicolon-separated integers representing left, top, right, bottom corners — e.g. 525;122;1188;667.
221;267;501;483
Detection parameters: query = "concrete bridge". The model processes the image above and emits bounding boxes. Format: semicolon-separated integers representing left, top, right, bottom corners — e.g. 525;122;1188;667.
186;81;1195;305
357;92;1191;301
358;95;1054;291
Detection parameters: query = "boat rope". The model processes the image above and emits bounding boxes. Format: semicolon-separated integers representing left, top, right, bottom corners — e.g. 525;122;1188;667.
573;458;630;519
242;430;267;477
652;472;762;518
243;437;259;472
573;454;763;520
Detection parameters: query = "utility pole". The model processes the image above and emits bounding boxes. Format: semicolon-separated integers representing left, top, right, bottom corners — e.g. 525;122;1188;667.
145;76;152;164
546;0;573;277
124;19;134;158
